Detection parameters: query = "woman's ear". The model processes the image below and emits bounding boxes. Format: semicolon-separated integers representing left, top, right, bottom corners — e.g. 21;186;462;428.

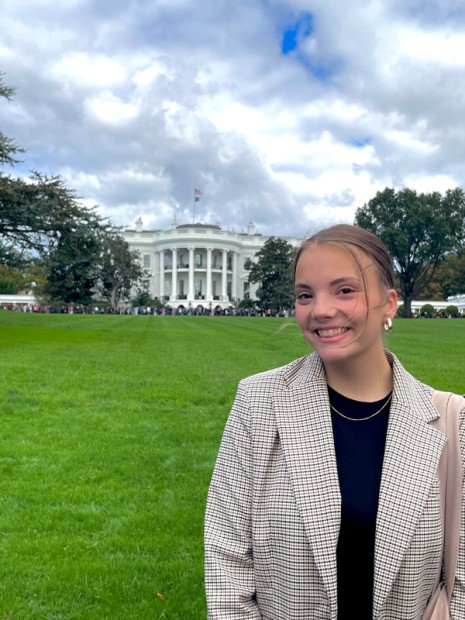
385;288;398;319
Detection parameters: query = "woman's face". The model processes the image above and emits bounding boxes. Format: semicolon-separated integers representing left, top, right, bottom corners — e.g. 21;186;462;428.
294;243;397;367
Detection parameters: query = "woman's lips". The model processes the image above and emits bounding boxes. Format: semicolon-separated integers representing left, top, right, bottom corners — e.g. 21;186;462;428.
315;327;349;338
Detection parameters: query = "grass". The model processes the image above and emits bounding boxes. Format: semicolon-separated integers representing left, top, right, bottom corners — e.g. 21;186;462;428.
0;312;464;618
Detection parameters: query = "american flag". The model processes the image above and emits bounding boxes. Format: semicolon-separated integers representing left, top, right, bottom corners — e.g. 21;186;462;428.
194;188;202;202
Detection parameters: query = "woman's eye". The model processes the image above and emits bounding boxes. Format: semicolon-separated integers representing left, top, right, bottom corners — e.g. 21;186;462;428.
296;292;312;302
339;287;356;295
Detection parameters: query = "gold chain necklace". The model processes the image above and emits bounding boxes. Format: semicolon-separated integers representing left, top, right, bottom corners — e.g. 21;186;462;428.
330;393;392;422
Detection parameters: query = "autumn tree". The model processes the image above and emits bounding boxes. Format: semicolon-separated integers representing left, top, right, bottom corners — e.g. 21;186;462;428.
355;187;465;317
419;252;465;300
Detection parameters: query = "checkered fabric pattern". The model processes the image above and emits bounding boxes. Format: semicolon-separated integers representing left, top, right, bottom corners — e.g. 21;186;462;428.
204;351;465;619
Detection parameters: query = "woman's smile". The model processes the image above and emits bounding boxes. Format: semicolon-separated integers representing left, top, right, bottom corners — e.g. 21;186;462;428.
315;326;350;338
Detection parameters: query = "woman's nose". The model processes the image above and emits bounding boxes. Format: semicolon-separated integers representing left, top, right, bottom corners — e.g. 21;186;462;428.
312;294;337;319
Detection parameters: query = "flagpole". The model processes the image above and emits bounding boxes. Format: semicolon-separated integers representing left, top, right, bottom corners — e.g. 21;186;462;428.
192;189;202;223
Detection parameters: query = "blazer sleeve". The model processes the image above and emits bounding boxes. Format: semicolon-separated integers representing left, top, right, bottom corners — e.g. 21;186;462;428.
449;401;465;619
204;380;262;619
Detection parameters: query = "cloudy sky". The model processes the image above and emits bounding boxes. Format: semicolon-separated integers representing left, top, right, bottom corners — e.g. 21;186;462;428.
1;0;465;237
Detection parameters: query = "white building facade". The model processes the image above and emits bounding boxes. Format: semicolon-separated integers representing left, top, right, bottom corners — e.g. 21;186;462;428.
123;220;303;311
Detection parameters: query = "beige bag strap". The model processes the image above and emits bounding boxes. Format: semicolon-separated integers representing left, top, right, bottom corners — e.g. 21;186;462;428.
431;391;464;601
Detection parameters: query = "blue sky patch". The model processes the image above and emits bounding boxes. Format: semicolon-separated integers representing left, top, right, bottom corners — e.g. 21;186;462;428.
350;138;371;148
281;13;314;54
280;13;333;81
302;60;332;81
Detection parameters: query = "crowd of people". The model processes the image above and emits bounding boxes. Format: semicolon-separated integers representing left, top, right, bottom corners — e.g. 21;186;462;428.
0;303;291;317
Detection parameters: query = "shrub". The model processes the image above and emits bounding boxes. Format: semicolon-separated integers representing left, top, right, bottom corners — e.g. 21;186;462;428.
446;305;459;317
420;303;435;317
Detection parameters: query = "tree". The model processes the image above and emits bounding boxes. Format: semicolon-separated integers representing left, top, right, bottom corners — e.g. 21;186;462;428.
247;237;295;311
0;173;111;266
0;264;26;294
39;225;103;306
96;234;146;310
131;290;160;309
0;73;24;167
355;187;465;317
0;173;117;305
238;298;256;309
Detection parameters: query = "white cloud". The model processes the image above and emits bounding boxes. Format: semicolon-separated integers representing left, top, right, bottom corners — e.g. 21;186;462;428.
403;174;459;195
84;91;139;125
50;52;127;88
132;59;173;89
397;27;465;66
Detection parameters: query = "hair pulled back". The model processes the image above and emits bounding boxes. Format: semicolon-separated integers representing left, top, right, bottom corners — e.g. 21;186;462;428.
294;224;395;290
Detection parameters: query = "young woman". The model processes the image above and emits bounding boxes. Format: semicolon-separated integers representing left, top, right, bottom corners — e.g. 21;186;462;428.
204;224;465;619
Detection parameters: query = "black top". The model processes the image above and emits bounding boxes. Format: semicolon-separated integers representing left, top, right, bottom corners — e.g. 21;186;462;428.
328;386;391;620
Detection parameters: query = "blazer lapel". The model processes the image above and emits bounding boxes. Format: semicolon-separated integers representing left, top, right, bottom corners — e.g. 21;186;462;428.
373;358;447;616
273;354;340;618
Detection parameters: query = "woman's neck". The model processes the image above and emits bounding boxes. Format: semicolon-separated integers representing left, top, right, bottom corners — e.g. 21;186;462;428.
324;349;393;402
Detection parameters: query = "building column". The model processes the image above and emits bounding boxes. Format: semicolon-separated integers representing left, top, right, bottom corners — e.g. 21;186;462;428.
170;248;177;300
206;248;212;301
188;247;195;301
159;250;165;300
221;249;228;300
232;252;238;301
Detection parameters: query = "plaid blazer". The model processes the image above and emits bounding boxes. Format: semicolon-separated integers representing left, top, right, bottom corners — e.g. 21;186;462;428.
204;351;465;619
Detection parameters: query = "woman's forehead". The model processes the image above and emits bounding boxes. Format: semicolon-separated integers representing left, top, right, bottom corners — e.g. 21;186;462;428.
295;242;381;288
298;242;372;269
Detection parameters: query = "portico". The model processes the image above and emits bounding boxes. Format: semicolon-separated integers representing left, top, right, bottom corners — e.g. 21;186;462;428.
158;246;238;306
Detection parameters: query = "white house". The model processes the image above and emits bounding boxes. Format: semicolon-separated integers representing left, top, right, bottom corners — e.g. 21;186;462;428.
122;219;303;311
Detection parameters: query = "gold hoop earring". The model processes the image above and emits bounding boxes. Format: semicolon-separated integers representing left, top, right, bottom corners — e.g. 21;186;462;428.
383;317;393;332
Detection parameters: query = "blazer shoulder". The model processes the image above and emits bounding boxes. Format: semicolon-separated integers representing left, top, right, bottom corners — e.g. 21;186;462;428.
239;352;323;392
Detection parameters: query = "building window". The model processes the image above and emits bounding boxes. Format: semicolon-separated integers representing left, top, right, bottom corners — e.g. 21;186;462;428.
195;278;203;298
143;254;151;269
179;280;185;296
243;282;250;299
227;281;232;298
195;253;203;268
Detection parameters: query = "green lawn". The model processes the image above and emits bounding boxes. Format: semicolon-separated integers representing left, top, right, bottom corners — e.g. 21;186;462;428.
0;312;464;618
